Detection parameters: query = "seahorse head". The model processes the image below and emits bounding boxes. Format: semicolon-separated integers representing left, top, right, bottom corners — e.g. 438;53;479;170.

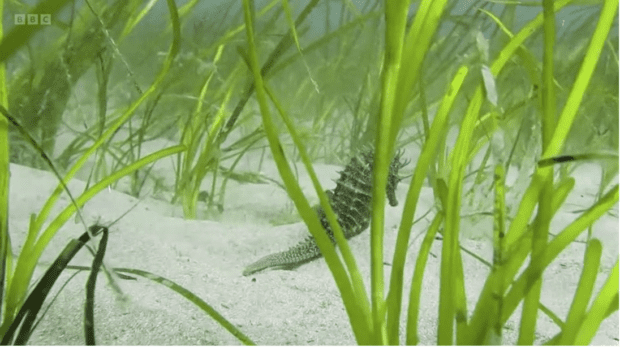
386;148;409;206
355;146;409;207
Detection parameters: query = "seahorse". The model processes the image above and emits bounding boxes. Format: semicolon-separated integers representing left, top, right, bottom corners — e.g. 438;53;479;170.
243;147;409;276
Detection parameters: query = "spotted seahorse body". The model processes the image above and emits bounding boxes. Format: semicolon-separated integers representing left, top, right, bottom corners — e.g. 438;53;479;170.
243;148;408;276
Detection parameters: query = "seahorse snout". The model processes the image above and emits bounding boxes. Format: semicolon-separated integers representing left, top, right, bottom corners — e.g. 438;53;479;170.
387;189;399;207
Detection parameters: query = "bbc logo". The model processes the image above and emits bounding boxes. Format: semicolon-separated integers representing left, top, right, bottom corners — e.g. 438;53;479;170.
14;14;51;25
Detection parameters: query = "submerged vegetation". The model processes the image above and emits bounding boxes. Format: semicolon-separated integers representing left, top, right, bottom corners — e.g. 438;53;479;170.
0;0;617;344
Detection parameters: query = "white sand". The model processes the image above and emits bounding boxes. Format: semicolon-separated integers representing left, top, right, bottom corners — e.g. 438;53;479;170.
6;145;618;345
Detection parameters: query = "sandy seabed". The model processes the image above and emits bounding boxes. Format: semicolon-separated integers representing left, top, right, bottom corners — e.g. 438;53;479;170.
6;137;619;345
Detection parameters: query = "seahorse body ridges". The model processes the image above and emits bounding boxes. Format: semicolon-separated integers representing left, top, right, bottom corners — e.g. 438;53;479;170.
243;147;408;276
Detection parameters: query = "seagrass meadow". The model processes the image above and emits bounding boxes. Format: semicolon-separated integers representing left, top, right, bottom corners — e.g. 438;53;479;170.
0;0;618;345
